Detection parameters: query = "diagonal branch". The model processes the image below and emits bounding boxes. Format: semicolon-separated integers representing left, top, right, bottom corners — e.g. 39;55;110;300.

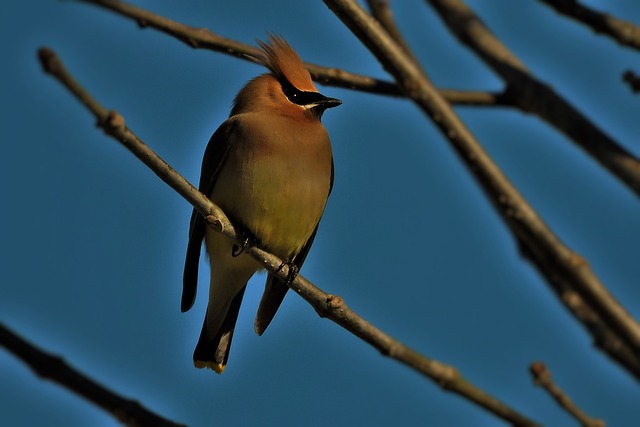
74;0;500;105
426;0;640;197
323;0;640;376
37;47;541;427
538;0;640;51
0;323;185;427
366;0;422;66
530;362;606;427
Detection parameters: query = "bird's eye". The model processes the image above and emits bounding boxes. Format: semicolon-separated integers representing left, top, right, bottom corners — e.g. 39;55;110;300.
281;81;298;101
281;79;326;107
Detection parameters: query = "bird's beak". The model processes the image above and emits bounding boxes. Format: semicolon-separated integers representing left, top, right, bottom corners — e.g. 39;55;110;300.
316;95;342;109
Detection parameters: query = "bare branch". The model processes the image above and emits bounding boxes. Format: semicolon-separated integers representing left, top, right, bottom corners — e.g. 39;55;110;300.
323;0;640;375
538;0;640;51
440;88;507;105
559;288;640;380
365;2;505;109
426;0;640;197
37;46;541;427
366;0;422;66
530;362;606;427
74;0;504;105
0;323;185;427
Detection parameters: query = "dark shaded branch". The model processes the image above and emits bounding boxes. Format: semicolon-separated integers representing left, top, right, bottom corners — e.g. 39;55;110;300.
623;70;640;94
426;0;640;197
530;362;606;427
538;0;640;51
38;46;541;427
557;287;640;380
0;323;185;427
323;0;640;377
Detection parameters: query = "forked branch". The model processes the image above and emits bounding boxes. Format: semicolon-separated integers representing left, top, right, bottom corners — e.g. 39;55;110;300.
426;0;640;196
530;362;606;427
538;0;640;51
324;0;640;378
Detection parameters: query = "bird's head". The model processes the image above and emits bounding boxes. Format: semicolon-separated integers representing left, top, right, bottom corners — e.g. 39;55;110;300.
231;35;341;120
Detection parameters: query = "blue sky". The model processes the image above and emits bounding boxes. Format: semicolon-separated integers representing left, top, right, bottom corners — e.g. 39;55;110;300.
2;1;639;426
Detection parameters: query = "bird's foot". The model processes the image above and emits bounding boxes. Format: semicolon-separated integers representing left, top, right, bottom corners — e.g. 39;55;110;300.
232;231;256;257
276;259;299;286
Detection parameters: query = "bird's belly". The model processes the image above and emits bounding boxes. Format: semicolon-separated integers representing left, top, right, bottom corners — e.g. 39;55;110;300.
212;147;330;259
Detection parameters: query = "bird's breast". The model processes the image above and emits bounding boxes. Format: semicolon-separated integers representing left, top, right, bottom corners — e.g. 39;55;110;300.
211;114;332;259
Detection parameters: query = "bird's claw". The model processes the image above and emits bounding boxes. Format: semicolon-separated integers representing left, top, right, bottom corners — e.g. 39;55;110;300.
232;232;256;257
276;259;299;285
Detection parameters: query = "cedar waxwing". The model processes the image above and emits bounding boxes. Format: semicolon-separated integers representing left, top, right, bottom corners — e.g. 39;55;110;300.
182;35;341;373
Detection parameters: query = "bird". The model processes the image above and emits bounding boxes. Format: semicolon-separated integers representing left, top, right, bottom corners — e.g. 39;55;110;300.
182;35;341;374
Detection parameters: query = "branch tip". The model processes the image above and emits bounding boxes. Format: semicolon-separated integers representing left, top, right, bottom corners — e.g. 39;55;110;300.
529;361;606;427
529;361;547;380
37;47;59;74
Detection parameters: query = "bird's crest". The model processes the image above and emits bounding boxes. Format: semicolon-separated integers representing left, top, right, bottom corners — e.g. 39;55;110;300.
257;35;318;93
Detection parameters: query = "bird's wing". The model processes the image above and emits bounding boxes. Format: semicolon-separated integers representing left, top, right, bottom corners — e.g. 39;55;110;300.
254;158;334;335
182;119;237;313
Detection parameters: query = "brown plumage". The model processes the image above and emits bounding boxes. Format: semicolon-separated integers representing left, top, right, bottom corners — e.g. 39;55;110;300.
257;36;318;92
182;35;341;373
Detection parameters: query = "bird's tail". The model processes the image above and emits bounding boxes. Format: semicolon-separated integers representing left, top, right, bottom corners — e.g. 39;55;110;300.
193;286;246;373
254;273;289;336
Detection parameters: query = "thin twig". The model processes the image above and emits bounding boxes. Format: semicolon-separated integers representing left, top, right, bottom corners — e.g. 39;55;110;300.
37;46;541;427
538;0;640;51
426;0;640;197
74;0;502;106
0;323;185;427
530;362;606;427
323;0;640;375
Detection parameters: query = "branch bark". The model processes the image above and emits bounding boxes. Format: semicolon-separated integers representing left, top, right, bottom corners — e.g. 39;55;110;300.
37;47;541;427
0;323;185;427
538;0;640;51
426;0;640;197
323;0;640;377
530;362;606;427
